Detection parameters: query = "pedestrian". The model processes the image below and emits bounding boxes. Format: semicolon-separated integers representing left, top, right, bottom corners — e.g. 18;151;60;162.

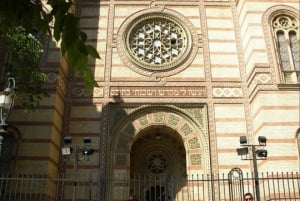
244;192;254;201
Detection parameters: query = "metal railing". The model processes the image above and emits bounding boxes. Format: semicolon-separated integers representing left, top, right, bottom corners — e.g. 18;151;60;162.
0;171;299;201
0;173;101;201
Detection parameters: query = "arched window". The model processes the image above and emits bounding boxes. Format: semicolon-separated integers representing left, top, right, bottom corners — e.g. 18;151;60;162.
272;14;299;84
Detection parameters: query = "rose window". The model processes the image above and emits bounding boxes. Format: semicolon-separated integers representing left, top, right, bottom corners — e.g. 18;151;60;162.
147;153;167;174
124;14;191;71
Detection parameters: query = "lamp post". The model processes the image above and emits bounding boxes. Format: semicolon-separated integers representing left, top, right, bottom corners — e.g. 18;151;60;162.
237;136;268;201
61;136;94;201
0;77;16;157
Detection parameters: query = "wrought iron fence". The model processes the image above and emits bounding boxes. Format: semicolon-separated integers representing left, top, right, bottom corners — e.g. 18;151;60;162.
0;171;299;201
0;173;102;201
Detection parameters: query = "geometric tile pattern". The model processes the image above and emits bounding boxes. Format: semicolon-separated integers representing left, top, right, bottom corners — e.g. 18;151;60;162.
212;87;243;97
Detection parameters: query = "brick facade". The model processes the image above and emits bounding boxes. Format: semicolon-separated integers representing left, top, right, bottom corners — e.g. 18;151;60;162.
5;0;299;199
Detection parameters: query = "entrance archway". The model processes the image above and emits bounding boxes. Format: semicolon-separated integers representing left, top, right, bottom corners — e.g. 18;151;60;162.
130;126;186;200
108;104;210;201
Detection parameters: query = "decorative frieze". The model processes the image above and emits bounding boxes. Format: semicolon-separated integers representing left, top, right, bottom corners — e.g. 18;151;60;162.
212;87;243;98
248;73;272;95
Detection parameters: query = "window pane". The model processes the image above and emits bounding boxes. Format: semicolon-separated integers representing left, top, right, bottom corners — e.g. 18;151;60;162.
277;31;290;71
289;32;300;71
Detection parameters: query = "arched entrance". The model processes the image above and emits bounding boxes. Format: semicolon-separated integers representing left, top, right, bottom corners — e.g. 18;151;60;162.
108;104;210;201
130;126;186;201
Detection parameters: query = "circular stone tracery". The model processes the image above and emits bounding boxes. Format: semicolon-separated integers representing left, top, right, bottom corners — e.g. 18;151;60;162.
124;14;191;71
147;152;168;174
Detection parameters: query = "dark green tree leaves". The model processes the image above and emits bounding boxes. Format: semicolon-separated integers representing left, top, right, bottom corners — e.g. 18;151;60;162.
0;0;100;110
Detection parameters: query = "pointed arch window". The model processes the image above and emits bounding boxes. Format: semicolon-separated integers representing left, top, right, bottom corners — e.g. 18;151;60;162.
272;15;299;84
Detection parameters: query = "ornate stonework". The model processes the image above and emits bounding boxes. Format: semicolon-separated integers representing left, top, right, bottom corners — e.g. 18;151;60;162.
117;7;201;79
212;87;243;98
125;14;190;71
108;103;210;177
147;151;168;174
262;5;300;85
188;138;201;149
190;154;202;165
248;73;272;95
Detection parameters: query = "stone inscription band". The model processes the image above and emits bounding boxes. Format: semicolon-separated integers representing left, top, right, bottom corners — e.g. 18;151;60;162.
110;86;206;97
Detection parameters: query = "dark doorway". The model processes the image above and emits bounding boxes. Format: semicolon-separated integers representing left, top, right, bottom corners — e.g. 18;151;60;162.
145;185;171;201
130;126;186;201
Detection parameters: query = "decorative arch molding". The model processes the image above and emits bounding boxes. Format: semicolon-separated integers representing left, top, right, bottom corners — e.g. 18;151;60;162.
107;103;210;201
107;103;210;174
262;5;300;84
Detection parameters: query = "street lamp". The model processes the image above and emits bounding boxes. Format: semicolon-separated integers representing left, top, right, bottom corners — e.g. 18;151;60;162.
236;136;268;201
62;136;94;201
0;77;16;157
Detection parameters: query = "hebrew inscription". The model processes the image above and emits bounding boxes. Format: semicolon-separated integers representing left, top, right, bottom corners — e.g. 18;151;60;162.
110;86;206;97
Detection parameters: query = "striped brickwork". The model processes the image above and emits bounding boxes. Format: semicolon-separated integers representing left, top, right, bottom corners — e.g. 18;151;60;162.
237;0;300;172
4;1;299;199
9;43;68;176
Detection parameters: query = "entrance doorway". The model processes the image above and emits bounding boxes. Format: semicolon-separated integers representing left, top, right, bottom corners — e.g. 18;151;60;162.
145;185;170;201
130;126;186;201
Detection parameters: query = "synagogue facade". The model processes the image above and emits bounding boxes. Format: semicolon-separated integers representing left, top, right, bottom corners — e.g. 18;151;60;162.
1;0;299;200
